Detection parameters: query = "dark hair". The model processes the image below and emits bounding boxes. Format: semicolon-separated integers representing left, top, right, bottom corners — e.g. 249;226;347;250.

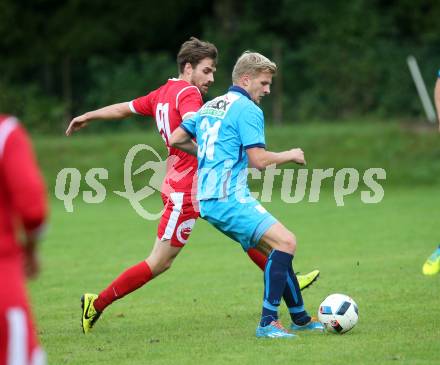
177;37;218;73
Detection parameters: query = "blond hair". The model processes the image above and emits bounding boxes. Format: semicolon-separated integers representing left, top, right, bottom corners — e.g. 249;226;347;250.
232;51;277;83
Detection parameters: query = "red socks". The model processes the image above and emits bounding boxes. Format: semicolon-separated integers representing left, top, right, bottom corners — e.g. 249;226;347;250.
93;261;153;312
93;252;266;313
247;248;268;271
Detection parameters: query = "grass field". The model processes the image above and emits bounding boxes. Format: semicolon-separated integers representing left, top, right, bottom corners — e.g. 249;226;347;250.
27;122;440;364
30;186;439;364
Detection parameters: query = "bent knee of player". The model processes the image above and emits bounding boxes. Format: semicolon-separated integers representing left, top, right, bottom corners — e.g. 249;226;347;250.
147;255;176;276
278;232;297;255
160;258;175;272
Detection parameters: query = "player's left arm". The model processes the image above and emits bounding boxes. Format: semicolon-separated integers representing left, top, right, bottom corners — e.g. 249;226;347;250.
239;106;305;170
247;147;306;170
3;123;48;278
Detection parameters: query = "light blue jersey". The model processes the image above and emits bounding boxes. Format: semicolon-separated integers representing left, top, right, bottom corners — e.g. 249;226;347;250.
181;86;266;201
181;86;277;251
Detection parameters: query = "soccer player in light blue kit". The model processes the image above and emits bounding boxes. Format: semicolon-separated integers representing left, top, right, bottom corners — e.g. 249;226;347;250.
422;71;440;275
170;51;323;338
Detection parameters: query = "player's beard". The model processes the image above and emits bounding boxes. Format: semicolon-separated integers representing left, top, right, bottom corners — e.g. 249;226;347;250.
191;76;209;95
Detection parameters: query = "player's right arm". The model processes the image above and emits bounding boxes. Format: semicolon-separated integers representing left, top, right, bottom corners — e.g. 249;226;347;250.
170;87;202;155
169;126;198;156
65;102;132;136
170;110;198;156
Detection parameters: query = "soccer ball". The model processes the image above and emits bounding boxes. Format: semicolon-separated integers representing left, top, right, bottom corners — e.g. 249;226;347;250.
318;293;358;334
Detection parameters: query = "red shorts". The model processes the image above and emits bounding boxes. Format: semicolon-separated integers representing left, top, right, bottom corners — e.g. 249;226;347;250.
157;192;199;247
0;259;46;365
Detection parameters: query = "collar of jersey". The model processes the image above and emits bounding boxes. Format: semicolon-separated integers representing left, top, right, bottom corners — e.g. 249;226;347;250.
228;85;251;100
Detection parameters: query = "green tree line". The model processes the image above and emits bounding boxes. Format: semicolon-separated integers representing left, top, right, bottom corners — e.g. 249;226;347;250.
1;0;439;133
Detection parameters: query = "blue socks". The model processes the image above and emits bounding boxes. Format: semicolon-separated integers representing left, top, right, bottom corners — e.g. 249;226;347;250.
260;250;311;327
283;266;311;325
260;250;292;327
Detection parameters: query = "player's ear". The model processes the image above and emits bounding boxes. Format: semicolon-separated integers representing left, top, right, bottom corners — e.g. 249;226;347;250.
183;62;193;76
242;74;250;87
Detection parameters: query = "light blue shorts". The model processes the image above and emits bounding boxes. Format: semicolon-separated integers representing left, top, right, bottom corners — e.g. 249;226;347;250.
199;195;278;252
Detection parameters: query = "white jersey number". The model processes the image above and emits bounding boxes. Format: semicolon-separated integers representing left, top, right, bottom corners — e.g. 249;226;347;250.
198;118;221;160
156;103;171;148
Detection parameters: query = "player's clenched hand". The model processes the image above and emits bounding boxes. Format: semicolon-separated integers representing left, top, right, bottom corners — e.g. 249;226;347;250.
65;115;89;136
289;148;306;165
23;246;40;279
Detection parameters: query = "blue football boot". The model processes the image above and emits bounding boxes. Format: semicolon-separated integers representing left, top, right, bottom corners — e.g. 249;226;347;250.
256;321;297;339
290;317;324;332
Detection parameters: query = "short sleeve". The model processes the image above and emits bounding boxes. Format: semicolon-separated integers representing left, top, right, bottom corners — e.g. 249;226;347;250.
176;86;203;120
129;91;155;116
438;69;440;78
181;113;198;138
238;105;266;149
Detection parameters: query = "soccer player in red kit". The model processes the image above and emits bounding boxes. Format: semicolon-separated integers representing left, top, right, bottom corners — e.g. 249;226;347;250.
0;115;47;365
66;37;319;333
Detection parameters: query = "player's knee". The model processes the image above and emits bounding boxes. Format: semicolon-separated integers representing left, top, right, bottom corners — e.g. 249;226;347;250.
146;256;173;276
155;259;174;275
161;258;174;272
279;232;296;254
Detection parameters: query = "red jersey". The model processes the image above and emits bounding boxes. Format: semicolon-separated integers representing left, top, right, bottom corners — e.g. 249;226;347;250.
129;79;202;195
0;115;47;260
